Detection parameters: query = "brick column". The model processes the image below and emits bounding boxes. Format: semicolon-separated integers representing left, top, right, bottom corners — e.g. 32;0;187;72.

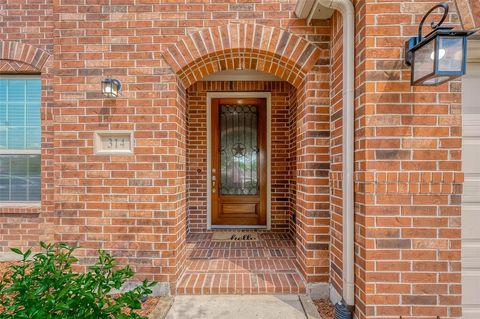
351;1;463;318
294;71;331;283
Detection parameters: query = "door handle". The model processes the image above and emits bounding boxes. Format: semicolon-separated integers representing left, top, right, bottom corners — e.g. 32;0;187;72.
212;180;216;193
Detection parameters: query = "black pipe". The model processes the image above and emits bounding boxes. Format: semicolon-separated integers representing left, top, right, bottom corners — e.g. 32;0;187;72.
334;300;353;319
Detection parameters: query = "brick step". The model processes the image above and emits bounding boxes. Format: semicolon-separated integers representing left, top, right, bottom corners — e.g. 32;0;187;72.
179;232;305;295
184;258;299;273
188;233;293;241
186;247;296;260
176;271;306;295
186;240;295;250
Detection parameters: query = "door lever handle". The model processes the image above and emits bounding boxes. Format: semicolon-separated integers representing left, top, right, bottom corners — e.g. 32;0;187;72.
212;181;216;193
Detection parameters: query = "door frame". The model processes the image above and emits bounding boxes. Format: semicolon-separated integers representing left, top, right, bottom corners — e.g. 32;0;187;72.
206;92;272;230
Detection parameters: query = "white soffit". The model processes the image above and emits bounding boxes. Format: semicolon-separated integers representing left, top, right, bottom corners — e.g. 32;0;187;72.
201;70;282;81
295;0;334;20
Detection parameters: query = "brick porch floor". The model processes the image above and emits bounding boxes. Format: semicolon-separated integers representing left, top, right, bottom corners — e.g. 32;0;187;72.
176;232;307;294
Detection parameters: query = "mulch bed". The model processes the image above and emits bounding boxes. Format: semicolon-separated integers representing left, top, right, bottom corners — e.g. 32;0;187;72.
0;261;161;317
314;299;334;319
0;261;17;277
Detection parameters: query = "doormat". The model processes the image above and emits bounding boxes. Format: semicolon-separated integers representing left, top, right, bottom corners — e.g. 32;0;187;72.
211;232;259;242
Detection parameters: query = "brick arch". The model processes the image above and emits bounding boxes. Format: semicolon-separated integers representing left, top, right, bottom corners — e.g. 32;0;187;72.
163;24;322;88
0;41;51;73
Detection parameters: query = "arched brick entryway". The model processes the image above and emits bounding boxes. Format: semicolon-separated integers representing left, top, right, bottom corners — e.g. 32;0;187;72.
163;24;322;88
164;23;330;292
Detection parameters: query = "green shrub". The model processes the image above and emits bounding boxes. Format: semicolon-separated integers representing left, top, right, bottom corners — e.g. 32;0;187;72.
0;242;155;319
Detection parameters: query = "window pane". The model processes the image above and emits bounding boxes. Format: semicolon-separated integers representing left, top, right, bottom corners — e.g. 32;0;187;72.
11;176;28;201
0;176;8;201
26;127;41;149
8;102;25;126
28;155;41;175
8;127;25;149
0;79;41;150
26;80;41;101
11;156;28;177
0;155;41;201
0;102;6;124
29;177;41;200
7;80;25;102
26;103;40;126
0;100;5;149
0;156;9;201
0;81;6;102
0;126;6;150
0;78;41;202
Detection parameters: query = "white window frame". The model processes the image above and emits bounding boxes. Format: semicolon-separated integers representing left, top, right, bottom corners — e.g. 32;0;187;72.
0;75;41;204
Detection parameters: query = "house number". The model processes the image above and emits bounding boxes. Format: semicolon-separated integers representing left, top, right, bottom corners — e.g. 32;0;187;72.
94;131;133;155
106;137;127;149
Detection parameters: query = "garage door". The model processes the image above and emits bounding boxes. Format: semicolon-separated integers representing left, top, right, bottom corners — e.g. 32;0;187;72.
462;62;480;319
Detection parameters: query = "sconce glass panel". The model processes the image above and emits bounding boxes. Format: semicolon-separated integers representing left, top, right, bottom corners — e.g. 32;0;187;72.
437;36;464;73
413;40;435;83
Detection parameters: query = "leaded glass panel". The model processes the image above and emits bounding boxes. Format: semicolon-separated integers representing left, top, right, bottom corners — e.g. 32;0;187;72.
219;104;259;195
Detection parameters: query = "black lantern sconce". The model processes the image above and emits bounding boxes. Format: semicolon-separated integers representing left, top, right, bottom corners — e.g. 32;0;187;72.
405;3;476;86
101;77;122;98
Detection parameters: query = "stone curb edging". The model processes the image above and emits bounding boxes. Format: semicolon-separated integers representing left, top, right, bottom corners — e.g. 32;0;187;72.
148;296;174;319
299;295;321;319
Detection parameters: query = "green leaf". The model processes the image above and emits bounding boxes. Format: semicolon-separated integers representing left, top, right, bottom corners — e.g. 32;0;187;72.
55;303;71;311
10;247;23;255
24;249;32;260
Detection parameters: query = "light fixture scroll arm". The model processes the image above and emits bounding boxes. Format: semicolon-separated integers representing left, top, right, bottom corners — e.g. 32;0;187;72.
417;2;449;40
112;79;122;92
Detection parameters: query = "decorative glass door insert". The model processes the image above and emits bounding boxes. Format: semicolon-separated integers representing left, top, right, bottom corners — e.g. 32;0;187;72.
219;104;259;196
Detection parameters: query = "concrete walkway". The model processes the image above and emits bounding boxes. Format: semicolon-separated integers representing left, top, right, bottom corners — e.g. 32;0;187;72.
164;295;317;319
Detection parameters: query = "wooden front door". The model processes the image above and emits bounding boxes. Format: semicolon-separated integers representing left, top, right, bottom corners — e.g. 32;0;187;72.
211;98;267;226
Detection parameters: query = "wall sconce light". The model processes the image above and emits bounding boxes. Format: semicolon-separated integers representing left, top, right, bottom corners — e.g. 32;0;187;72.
101;77;122;98
405;3;475;86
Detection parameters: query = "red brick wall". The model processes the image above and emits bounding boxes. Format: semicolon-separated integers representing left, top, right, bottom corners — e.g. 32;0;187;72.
0;0;332;290
353;1;368;315
288;84;298;236
186;81;297;232
1;0;465;309
0;0;54;252
49;0;190;285
455;0;480;29
352;1;463;318
173;78;188;283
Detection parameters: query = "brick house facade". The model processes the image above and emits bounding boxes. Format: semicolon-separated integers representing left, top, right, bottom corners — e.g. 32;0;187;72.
0;0;477;318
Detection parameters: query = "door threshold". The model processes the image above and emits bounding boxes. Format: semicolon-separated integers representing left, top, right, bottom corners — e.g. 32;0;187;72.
211;225;268;230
